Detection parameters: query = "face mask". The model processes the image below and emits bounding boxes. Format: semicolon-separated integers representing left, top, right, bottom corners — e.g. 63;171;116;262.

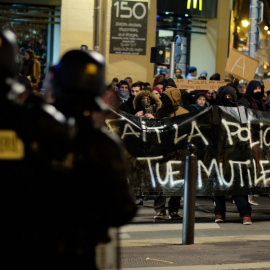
141;99;150;108
223;98;235;106
118;90;130;100
252;92;262;100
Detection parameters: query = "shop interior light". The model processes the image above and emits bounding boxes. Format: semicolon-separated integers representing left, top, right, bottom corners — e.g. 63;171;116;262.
241;20;249;27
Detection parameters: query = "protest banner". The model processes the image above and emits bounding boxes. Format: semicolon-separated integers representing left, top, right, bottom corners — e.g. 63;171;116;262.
264;78;270;91
174;79;227;90
225;48;259;82
106;107;270;197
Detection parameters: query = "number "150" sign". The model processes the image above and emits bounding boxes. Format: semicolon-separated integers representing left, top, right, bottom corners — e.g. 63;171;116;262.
113;1;147;20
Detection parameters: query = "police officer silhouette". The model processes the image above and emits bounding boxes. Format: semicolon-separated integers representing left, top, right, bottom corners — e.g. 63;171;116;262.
43;49;137;269
0;30;72;269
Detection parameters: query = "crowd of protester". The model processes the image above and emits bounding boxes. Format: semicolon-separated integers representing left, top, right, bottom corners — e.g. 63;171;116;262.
5;23;270;270
4;26;270;251
15;47;269;226
107;66;270;225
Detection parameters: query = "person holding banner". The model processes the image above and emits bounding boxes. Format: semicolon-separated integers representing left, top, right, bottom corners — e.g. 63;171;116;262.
153;83;189;220
205;90;217;106
242;80;267;206
213;85;252;225
174;68;183;79
245;80;266;111
133;89;162;118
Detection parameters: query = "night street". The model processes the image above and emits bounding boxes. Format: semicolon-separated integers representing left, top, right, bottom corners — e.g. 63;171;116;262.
119;195;270;270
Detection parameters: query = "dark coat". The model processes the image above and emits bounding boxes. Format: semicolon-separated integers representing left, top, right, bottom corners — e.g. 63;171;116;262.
119;95;136;114
244;80;266;111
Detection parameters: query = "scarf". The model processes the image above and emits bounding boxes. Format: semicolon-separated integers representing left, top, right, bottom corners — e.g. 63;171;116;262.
249;97;266;111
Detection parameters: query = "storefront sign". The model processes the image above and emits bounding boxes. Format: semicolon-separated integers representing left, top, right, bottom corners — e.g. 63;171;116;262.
0;0;61;5
187;0;202;11
157;0;217;18
110;0;148;55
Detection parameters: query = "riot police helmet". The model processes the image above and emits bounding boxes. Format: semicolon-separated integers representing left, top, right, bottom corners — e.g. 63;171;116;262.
51;49;106;111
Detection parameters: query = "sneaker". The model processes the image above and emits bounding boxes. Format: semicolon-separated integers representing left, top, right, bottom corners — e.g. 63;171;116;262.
154;211;167;220
215;214;224;223
243;216;252;225
169;212;182;220
248;195;259;206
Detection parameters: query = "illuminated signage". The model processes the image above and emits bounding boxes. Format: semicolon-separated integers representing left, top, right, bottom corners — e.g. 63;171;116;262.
187;0;202;11
157;0;217;18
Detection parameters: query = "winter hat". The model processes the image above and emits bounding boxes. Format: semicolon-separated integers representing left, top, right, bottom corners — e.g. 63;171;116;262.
200;70;208;77
151;86;162;95
188;66;197;73
210;73;220;80
142;86;152;91
116;80;129;89
195;92;206;100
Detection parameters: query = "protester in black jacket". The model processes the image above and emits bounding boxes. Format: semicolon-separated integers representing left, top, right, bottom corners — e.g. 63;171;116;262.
213;85;252;225
119;81;143;114
241;80;266;205
244;80;266;111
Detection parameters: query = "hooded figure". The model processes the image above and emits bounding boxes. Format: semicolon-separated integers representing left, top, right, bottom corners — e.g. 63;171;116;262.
153;86;189;221
163;77;177;89
213;83;252;226
155;87;189;118
133;90;162;116
245;80;265;111
218;85;238;107
210;73;221;80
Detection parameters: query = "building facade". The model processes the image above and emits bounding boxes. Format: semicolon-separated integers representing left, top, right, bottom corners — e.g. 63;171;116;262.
0;0;232;84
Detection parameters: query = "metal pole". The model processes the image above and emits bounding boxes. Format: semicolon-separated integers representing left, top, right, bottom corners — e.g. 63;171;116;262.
249;0;263;58
182;144;197;245
94;0;100;51
169;41;175;78
249;0;257;58
169;35;182;79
